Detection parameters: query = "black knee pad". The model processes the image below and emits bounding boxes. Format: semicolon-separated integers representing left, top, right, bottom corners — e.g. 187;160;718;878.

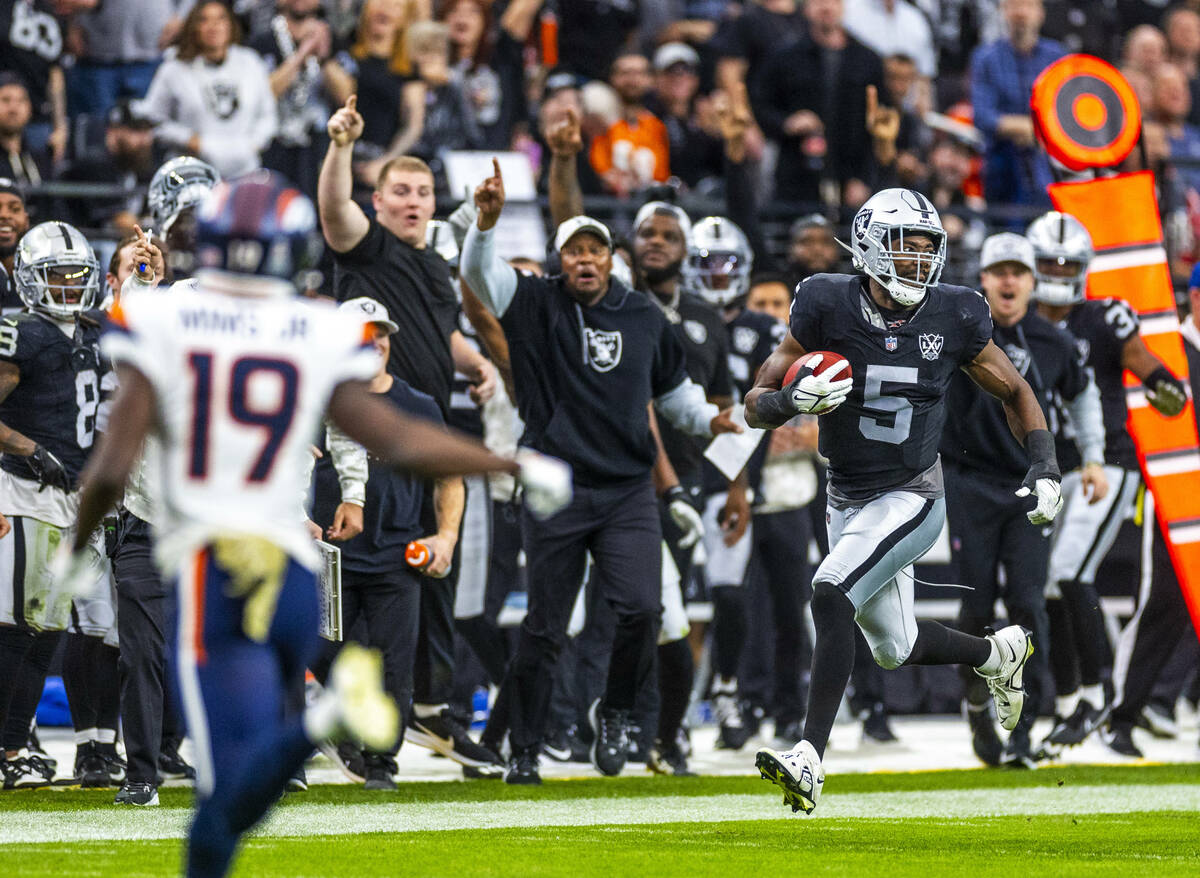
810;580;854;626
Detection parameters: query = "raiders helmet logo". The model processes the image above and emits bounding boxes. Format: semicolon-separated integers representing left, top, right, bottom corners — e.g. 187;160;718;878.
1004;343;1031;376
585;328;623;372
919;333;944;361
853;209;873;240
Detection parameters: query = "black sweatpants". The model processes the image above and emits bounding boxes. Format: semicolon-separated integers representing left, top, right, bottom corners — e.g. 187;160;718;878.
0;626;59;752
496;478;663;755
113;512;182;784
313;566;421;766
946;465;1053;734
413;484;459;707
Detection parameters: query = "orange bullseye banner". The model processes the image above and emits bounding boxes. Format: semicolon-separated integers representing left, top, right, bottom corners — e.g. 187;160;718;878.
1049;172;1200;637
1032;55;1141;171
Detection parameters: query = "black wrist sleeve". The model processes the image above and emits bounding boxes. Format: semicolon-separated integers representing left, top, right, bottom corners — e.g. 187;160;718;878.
753;389;795;427
1023;428;1060;482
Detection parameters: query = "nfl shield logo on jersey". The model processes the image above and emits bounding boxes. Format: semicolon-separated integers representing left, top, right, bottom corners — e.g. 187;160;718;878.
918;333;943;360
585;328;623;372
885;335;898;351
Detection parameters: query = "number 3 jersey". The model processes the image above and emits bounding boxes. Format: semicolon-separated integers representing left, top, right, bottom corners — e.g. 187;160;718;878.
0;311;106;491
103;284;378;571
788;273;992;501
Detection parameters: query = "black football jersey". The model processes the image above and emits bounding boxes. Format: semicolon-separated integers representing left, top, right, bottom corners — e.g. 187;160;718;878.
0;310;107;483
788;273;992;499
726;308;784;400
657;292;733;481
1050;299;1139;471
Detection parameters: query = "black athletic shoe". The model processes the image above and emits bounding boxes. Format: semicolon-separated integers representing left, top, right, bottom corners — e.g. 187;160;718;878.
1137;702;1179;739
647;739;695;777
158;742;196;780
286;766;308;793
363;764;397;790
966;702;1003;767
1001;729;1037;769
114;780;159;806
27;726;57;773
713;687;751;751
98;746;126;785
22;752;56;783
862;703;898;743
1045;699;1108;748
505;751;542;785
626;723;648;764
589;700;630;777
319;741;366;783
1;755;52;790
408;710;505;771
543;726;574;762
1103;724;1144;758
76;742;113;788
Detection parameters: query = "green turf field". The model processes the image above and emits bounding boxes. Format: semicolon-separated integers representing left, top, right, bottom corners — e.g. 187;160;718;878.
2;766;1198;876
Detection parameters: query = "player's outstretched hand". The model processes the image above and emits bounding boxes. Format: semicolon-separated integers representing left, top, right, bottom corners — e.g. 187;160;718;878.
29;445;71;493
327;95;364;147
788;355;853;415
709;406;744;435
664;485;704;548
516;448;572;519
1016;477;1063;524
547;107;583;157
474;158;506;230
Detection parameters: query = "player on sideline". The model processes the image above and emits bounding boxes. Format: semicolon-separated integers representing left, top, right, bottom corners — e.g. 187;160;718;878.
746;189;1063;814
52;172;571;877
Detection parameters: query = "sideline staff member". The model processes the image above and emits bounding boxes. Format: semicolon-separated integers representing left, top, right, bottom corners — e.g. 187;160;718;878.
461;160;740;785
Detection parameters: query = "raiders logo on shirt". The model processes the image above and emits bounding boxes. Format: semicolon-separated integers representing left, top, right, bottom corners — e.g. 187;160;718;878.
205;82;241;119
585;328;622;372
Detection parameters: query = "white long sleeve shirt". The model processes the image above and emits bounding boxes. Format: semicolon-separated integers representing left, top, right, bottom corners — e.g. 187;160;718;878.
141;45;279;179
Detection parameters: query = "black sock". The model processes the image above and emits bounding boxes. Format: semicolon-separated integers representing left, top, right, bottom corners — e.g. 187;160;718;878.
711;586;746;680
802;583;857;759
1045;596;1081;697
63;634;97;733
904;620;991;667
656;638;693;745
1061;580;1113;687
94;643;121;735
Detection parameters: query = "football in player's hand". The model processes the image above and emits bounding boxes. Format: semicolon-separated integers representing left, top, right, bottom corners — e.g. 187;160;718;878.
784;351;852;386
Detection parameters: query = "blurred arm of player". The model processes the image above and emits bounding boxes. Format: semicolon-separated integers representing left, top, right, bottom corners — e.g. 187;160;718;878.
546;107;584;228
1062;376;1108;504
963;340;1063;524
1121;333;1189;418
414;476;464;577
318;96;372;253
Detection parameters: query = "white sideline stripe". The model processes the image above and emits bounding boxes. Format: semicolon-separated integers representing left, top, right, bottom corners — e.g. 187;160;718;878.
3;785;1200;844
1090;247;1167;273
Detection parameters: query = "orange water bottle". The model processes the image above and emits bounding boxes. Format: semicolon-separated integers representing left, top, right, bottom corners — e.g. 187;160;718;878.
406;541;450;578
539;5;558;68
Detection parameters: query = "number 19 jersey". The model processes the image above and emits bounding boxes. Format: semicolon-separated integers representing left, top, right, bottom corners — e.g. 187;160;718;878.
103;283;377;571
788;274;993;500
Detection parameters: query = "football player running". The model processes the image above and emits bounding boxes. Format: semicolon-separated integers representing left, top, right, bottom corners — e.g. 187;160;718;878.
53;171;571;877
746;189;1062;815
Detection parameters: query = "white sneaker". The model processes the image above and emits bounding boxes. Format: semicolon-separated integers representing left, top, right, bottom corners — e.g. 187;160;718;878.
755;740;824;814
975;626;1033;731
327;644;400;751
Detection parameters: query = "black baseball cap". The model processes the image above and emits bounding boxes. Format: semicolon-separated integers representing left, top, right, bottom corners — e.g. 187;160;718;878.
544;67;582;97
0;72;28;92
107;99;154;130
0;177;23;201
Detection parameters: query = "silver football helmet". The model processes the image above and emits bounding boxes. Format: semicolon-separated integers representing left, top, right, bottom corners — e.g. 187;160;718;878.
148;156;220;233
14;221;101;320
1026;211;1093;306
685;216;752;307
842;188;946;307
425;219;459;268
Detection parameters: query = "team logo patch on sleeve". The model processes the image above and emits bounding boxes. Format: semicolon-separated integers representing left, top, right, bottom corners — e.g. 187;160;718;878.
918;333;944;360
585;328;622;372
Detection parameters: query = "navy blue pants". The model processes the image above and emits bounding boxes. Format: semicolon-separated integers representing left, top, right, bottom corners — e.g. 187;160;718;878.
172;545;319;878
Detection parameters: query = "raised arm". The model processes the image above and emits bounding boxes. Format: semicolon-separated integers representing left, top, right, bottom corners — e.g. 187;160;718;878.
546;107;584;227
460;159;519;316
318;96;371;253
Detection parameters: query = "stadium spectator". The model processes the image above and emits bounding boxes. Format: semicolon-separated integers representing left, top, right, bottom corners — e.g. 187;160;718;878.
785;214;840;288
589;52;671;198
440;0;540;151
0;179;30;313
0;77;50;187
970;0;1066;209
1164;5;1200;78
253;0;353;202
711;0;806;95
330;0;426;188
1121;24;1168;77
1151;63;1200;197
65;0;175;121
843;0;939;79
0;0;69;162
140;1;278;179
555;0;641;82
404;21;483;174
645;42;724;192
60;99;163;234
754;0;885;206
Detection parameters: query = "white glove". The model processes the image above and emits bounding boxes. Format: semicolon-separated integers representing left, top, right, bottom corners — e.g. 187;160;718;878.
666;488;704;548
1016;477;1063;524
790;354;853;415
516;448;573;519
48;542;101;601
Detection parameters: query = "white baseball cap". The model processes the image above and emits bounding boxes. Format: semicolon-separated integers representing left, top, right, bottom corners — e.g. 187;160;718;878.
980;233;1035;272
632;200;692;243
339;296;399;334
654;42;700;72
554;216;613;253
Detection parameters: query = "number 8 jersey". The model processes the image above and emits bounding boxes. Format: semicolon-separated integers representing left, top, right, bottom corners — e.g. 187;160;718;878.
103;285;378;571
789;273;993;501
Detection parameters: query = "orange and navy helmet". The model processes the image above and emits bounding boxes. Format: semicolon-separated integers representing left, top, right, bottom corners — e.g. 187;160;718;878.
194;170;322;283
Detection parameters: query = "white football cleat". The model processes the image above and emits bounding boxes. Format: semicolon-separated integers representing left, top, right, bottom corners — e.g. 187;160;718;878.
755;740;824;814
328;644;400;751
975;625;1034;731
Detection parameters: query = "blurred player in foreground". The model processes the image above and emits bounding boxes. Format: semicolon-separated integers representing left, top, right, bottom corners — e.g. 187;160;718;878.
52;171;570;877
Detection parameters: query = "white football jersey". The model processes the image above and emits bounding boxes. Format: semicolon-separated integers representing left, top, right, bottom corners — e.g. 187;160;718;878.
103;279;377;572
